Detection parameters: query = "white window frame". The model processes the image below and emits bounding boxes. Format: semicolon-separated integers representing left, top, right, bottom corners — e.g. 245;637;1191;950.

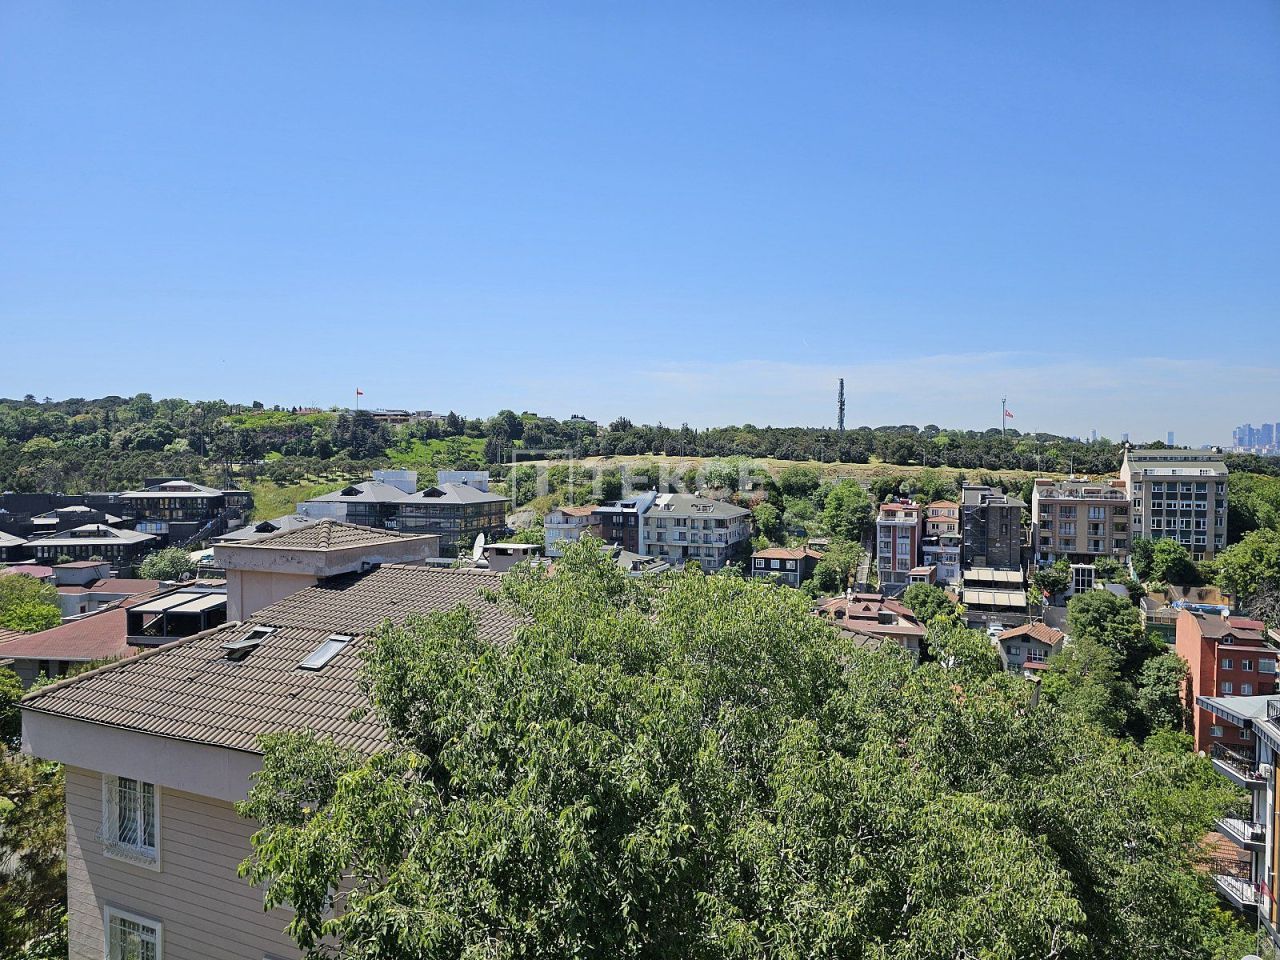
104;904;162;960
1210;725;1224;737
101;775;161;870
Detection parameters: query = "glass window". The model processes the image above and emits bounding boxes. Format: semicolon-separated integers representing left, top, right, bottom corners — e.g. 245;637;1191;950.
106;907;161;960
103;775;158;865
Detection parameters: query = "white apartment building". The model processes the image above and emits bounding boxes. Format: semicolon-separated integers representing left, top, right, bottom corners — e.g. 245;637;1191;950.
1119;448;1228;561
640;494;751;572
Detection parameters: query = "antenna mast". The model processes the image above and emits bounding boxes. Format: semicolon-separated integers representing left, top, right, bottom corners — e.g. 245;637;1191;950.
837;378;846;433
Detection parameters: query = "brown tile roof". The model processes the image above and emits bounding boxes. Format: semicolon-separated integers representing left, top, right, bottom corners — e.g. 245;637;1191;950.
0;602;146;662
752;547;822;561
927;500;959;509
552;505;597;517
238;519;429;551
0;566;54;580
22;565;520;755
997;622;1064;645
57;578;161;596
1187;610;1269;644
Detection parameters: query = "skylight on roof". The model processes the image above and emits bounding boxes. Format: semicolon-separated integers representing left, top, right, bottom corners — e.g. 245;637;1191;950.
298;634;353;671
222;625;275;660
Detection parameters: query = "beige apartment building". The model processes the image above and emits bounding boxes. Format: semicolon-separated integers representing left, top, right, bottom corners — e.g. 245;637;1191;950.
1030;477;1131;566
640;493;751;572
1119;447;1229;561
18;521;527;960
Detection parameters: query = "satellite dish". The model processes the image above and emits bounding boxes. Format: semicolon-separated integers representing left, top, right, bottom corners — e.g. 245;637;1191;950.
471;532;486;563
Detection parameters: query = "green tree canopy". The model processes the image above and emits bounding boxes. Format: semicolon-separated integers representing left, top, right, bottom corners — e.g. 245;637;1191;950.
1030;559;1071;601
751;502;784;545
137;546;196;581
775;464;821;499
820;479;872;542
900;581;954;624
1217;528;1280;608
239;539;1253;960
0;574;60;634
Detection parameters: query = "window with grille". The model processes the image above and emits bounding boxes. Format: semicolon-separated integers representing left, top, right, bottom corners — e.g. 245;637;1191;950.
105;906;161;960
101;775;159;866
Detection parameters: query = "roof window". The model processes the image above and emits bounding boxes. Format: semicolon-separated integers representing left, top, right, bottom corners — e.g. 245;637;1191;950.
298;634;353;671
222;625;275;660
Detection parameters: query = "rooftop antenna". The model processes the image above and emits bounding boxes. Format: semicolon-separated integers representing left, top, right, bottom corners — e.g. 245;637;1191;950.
837;378;846;433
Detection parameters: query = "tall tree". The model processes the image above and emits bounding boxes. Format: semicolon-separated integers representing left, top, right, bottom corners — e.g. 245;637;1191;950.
240;540;1254;960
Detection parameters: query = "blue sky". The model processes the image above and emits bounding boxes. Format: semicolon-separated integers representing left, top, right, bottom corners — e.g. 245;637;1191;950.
2;2;1277;443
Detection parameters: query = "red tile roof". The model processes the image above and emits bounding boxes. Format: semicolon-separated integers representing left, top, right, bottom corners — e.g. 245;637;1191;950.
56;578;161;596
0;607;136;663
997;622;1065;645
0;565;54;580
753;547;822;561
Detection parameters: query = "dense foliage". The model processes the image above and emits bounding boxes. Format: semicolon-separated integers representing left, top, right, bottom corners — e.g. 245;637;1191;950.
137;546;196;581
0;574;61;634
240;539;1252;959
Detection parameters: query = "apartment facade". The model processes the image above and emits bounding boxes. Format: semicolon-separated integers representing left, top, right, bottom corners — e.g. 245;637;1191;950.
590;493;657;555
1120;447;1229;561
960;485;1025;572
543;505;600;558
1029;478;1130;566
21;560;516;960
1175;609;1277;755
750;546;822;587
641;494;751;572
994;622;1064;673
395;483;510;556
921;499;961;584
875;500;922;589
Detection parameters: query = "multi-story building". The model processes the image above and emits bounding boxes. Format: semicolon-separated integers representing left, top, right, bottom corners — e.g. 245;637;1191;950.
813;592;927;660
641;494;751;572
298;470;421;529
960;485;1025;572
1029;478;1130;566
543;505;600;557
395;483;510;556
959;566;1028;629
1175;608;1277;755
993;622;1064;673
875;500;922;589
1120;447;1228;561
921;499;961;584
26;524;158;569
591;493;658;555
750;546;823;587
1194;689;1280;935
21;537;510;960
119;479;250;545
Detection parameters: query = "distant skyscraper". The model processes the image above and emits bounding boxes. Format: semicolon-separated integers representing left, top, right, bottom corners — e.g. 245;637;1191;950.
1122;432;1130;443
1167;431;1175;446
1090;429;1097;442
1263;423;1275;447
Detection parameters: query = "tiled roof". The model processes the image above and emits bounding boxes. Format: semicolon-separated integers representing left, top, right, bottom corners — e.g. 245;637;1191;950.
30;524;156;547
0;565;54;580
550;505;597;518
22;565;519;755
400;483;509;505
997;622;1064;645
0;598;153;662
648;494;749;519
752;547;821;560
57;578;161;596
927;500;959;509
307;481;413;504
1190;611;1269;644
238;519;429;551
212;514;319;543
0;531;27;548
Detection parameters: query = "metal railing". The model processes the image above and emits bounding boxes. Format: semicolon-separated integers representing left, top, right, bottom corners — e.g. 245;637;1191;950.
1212;743;1262;780
1267;698;1280;722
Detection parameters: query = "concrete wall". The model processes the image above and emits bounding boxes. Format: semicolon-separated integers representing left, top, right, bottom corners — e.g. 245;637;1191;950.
65;765;301;960
224;568;318;622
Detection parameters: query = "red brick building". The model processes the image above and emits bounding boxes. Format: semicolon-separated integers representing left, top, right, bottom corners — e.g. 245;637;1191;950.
1175;608;1277;756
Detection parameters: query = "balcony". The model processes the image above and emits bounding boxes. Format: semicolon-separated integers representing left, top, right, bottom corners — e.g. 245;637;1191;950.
1217;816;1266;850
1207;859;1261;913
1211;743;1266;789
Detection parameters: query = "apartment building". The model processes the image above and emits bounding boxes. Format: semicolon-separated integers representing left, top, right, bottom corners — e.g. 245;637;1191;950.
641;494;751;572
875;500;922;589
921;499;961;584
395;483;510;556
750;546;823;587
1029;478;1130;566
591;492;658;555
297;470;419;529
1120;447;1229;560
813;592;927;660
543;505;600;558
27;524;158;569
21;537;507;960
1195;690;1280;937
994;622;1064;673
1175;608;1277;755
960;485;1025;572
119;479;251;544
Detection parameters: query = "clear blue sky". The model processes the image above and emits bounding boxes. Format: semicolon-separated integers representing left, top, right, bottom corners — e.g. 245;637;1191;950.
2;2;1277;443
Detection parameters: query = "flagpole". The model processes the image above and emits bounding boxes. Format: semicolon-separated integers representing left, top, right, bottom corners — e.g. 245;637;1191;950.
355;389;360;412
1002;397;1006;439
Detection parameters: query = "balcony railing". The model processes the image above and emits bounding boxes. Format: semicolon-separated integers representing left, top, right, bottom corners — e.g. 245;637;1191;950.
1207;858;1261;912
1211;743;1266;788
1268;698;1280;722
1217;816;1267;850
